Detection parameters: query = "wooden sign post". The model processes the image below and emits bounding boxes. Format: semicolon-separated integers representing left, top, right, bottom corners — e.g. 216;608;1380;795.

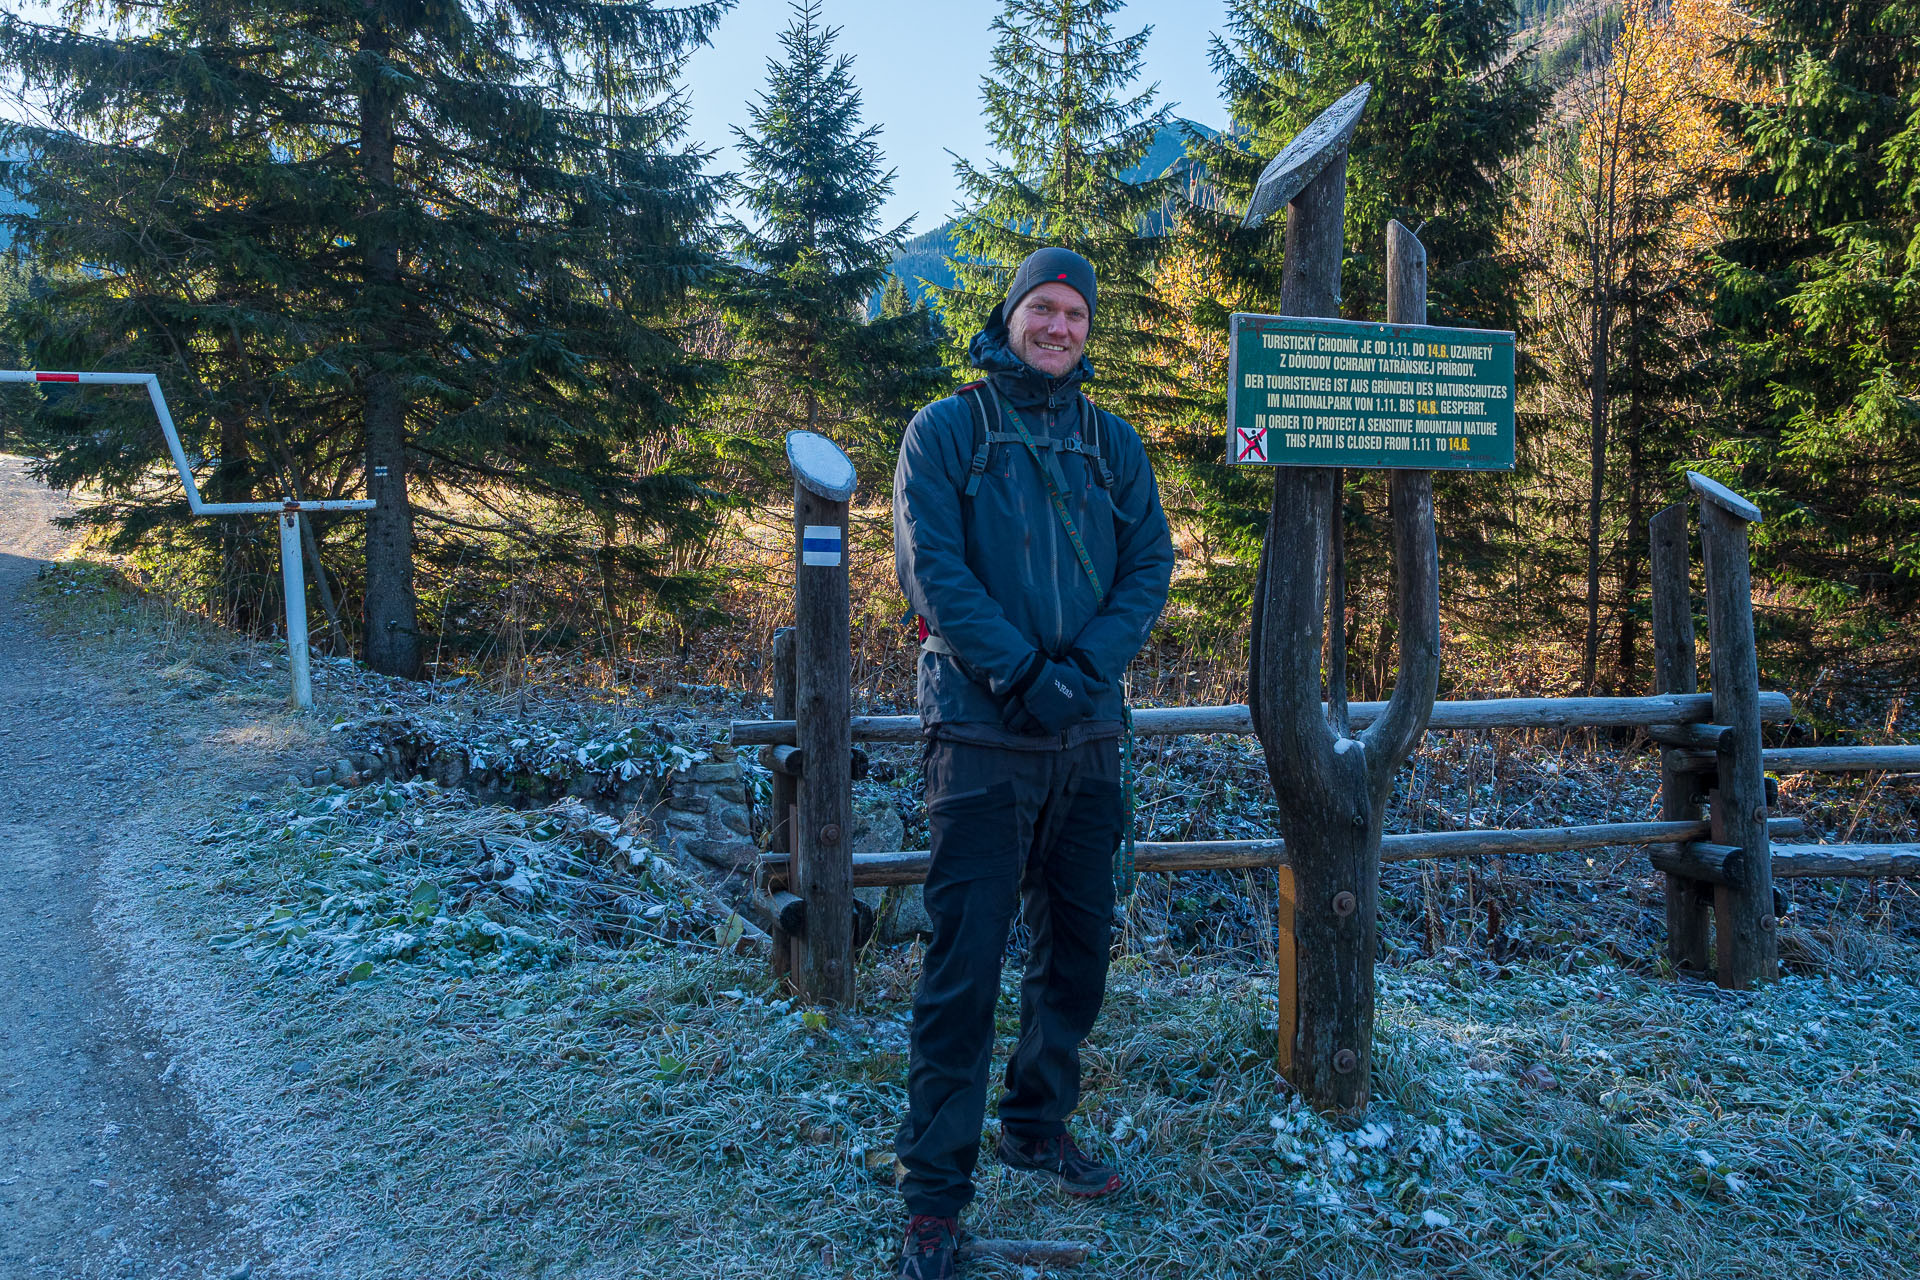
788;431;856;1006
1240;86;1445;1112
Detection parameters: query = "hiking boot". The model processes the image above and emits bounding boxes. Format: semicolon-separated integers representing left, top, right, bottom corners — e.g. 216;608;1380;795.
996;1131;1124;1197
896;1214;961;1280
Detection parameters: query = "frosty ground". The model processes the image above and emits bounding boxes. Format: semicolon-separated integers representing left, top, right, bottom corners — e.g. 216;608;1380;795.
5;516;1917;1277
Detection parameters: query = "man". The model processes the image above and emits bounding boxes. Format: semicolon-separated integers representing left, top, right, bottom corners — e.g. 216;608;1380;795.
891;247;1175;1279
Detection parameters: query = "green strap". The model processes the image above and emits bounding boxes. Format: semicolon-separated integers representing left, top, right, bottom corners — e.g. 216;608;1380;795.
996;394;1105;602
1118;700;1138;899
991;389;1138;900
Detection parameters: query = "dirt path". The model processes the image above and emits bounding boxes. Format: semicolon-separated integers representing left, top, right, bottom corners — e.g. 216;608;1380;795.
0;456;316;1279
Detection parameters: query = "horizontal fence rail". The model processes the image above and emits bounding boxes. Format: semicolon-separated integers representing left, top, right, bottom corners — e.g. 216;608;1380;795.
1666;745;1920;775
731;692;1796;748
760;818;1812;889
1771;843;1920;877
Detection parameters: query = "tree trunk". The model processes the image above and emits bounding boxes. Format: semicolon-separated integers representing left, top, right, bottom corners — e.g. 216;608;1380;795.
358;18;422;677
297;516;349;657
1582;235;1610;695
1618;298;1645;684
216;407;251;630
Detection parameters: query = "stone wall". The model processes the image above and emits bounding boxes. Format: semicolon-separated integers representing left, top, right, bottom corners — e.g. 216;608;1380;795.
657;745;760;875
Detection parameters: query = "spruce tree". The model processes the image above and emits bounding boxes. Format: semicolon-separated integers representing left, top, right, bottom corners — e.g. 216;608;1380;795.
1189;0;1545;327
0;0;729;676
942;0;1174;415
724;0;947;485
879;274;913;320
1161;0;1545;689
1707;0;1920;676
0;248;34;452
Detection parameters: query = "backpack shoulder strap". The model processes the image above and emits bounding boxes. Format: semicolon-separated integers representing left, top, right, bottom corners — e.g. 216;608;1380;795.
1077;393;1118;490
958;381;995;498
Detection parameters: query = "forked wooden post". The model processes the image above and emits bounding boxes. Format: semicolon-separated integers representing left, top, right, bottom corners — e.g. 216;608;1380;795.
768;626;797;983
1241;84;1441;1112
1648;503;1711;970
789;433;856;1006
1690;471;1777;987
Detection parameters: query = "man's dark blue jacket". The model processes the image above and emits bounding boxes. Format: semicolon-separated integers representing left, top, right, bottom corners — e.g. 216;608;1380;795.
892;315;1175;749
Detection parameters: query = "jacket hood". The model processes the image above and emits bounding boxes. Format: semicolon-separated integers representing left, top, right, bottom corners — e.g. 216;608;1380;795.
966;314;1095;409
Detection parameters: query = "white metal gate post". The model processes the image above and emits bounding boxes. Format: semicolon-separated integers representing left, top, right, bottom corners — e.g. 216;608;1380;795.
278;511;312;708
1;369;374;709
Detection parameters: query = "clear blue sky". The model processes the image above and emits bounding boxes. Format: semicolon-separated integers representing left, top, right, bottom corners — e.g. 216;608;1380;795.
682;0;1236;234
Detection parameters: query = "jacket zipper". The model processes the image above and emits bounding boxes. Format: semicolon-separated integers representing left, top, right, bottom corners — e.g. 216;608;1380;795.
1046;400;1065;646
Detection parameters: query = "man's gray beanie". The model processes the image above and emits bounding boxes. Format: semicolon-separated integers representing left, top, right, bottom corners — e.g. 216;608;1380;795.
998;247;1097;327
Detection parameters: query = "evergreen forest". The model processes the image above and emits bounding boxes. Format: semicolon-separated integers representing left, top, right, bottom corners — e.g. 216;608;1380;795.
2;0;1916;710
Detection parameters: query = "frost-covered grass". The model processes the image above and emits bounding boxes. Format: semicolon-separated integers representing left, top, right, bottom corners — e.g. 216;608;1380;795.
201;777;763;983
164;771;1920;1279
38;555;1920;1276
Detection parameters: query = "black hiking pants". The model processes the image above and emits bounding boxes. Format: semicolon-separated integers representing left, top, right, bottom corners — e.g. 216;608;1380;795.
895;736;1123;1217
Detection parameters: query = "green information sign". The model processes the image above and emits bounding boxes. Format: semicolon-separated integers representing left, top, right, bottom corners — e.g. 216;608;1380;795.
1227;313;1516;470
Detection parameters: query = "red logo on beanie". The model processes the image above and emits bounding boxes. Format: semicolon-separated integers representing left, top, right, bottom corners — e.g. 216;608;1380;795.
1057;273;1068;279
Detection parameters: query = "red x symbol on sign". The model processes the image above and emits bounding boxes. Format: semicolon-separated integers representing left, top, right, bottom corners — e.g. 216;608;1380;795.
1235;426;1267;463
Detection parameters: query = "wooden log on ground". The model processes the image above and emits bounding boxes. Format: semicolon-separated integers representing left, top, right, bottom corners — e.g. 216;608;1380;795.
1770;843;1920;878
729;691;1795;747
959;1239;1090;1267
1649;500;1712;972
1668;745;1920;773
1693;470;1777;988
758;743;867;779
1663;750;1719;774
818;848;933;887
790;434;856;1006
1386;821;1692;861
752;890;877;945
1126;838;1290;873
1648;842;1744;888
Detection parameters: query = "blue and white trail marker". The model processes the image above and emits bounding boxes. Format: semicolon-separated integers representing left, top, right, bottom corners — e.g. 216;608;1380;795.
802;524;843;567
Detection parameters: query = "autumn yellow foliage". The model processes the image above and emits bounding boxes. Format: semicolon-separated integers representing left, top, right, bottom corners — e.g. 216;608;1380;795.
1606;0;1766;251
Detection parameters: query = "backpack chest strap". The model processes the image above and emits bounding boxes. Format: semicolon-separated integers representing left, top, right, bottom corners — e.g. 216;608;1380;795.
961;386;1114;496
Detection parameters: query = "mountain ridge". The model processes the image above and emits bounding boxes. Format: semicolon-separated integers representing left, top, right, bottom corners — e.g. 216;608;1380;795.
878;118;1219;312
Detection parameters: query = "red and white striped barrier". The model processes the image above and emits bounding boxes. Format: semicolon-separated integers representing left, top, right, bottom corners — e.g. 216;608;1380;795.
2;370;377;708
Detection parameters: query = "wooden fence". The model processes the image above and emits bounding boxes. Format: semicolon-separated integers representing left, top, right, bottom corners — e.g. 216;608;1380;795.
736;451;1919;1024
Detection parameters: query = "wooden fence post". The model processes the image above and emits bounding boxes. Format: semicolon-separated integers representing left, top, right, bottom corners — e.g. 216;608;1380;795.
768;626;797;984
1648;502;1711;971
789;432;856;1006
1690;471;1777;988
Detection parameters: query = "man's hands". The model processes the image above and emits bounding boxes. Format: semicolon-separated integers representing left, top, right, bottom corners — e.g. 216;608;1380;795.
1002;652;1109;736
